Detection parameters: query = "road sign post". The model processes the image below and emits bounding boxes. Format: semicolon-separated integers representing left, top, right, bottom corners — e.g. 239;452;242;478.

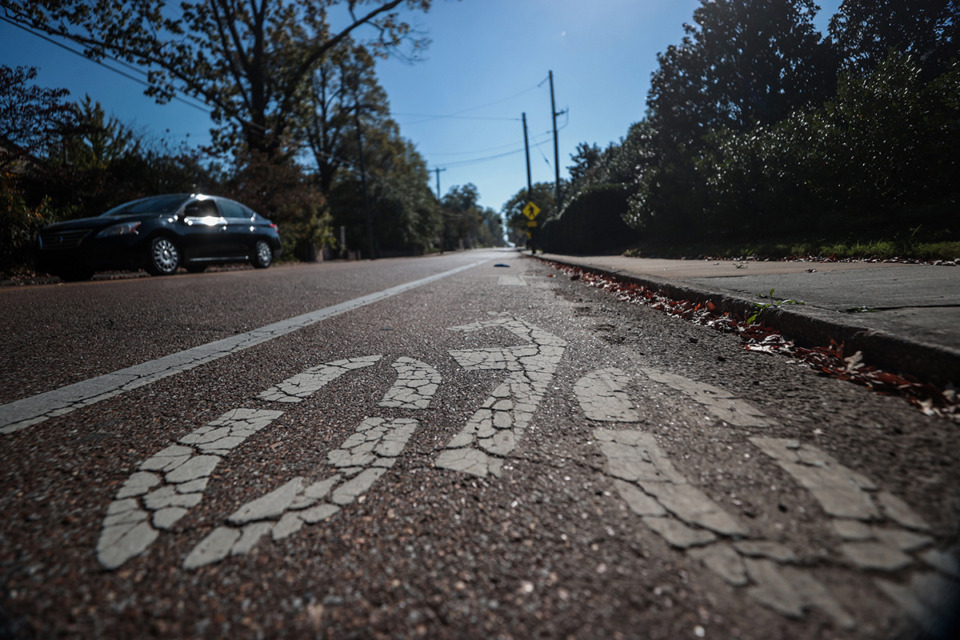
521;201;541;252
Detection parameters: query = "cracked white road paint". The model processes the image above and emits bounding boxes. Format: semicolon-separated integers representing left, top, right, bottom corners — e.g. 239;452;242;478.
98;314;567;569
639;367;770;427
184;417;421;569
96;356;384;570
593;426;853;627
0;259;487;434
435;315;566;478
97;408;284;570
379;358;441;409
576;367;956;630
184;357;443;568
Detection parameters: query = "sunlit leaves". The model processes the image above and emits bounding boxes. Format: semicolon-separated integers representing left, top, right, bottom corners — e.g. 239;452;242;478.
0;0;434;158
647;0;832;147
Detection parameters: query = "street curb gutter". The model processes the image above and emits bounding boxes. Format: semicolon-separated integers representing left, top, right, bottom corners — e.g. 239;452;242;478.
535;256;960;387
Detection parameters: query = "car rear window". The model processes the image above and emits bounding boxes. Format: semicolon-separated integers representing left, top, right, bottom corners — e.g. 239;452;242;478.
218;199;252;219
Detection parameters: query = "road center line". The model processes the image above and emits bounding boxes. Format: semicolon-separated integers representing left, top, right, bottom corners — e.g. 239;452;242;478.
0;259;488;435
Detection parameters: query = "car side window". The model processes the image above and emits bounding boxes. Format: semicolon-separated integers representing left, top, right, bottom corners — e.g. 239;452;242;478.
184;199;219;217
219;199;250;220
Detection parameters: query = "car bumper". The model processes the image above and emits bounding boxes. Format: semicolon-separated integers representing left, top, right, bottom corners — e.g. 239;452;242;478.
37;236;144;274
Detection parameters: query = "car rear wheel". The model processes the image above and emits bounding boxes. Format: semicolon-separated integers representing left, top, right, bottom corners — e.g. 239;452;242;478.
251;240;273;269
146;236;180;275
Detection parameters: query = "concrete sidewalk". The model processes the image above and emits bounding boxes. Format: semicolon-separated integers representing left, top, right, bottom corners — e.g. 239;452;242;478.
537;253;960;385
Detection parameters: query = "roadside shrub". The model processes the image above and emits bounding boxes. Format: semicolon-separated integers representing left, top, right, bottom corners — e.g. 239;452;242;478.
540;183;638;254
0;171;54;274
629;53;960;244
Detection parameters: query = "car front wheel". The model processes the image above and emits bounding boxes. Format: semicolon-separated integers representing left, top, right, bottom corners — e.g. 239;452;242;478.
251;239;273;269
146;236;180;275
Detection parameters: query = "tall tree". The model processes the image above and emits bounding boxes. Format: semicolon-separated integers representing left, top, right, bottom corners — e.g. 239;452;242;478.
441;183;482;251
1;0;433;158
647;0;833;147
305;40;389;198
0;65;76;167
829;0;960;77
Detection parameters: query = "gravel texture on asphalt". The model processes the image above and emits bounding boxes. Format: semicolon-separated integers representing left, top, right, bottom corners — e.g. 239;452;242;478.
2;250;958;639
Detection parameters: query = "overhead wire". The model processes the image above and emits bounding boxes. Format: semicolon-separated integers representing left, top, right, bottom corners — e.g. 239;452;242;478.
0;13;213;116
391;80;544;125
5;10;566;191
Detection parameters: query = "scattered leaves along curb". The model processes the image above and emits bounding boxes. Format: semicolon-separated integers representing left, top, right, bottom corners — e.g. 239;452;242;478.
545;261;958;423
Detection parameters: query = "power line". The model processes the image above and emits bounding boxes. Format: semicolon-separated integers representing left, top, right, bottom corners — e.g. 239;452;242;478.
0;14;213;115
394;113;521;124
392;81;544;125
425;130;553;157
436;137;552;170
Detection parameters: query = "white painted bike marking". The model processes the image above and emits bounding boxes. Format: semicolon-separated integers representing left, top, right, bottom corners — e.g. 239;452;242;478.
97;315;564;570
96;357;381;569
576;367;954;628
435;315;566;478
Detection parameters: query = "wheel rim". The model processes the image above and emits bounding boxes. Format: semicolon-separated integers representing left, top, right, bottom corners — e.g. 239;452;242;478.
152;238;179;273
256;241;271;265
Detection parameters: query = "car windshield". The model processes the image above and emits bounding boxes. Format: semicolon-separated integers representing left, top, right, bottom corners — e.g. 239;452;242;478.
101;194;190;217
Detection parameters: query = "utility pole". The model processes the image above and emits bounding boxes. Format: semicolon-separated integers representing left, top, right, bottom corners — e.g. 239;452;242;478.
549;70;561;213
522;113;532;199
432;167;446;201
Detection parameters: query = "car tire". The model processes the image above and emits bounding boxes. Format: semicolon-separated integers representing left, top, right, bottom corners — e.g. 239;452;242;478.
146;236;180;276
251;239;273;269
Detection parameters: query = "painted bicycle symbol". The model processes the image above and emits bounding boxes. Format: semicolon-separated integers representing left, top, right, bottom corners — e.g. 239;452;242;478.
97;315;565;570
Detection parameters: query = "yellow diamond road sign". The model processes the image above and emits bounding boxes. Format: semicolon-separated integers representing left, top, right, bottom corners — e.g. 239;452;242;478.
522;201;541;220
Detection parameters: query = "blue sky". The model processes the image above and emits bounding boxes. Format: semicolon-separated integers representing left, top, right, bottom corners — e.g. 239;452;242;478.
0;0;841;213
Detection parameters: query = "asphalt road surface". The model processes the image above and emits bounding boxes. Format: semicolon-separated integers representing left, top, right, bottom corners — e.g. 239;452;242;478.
2;249;958;639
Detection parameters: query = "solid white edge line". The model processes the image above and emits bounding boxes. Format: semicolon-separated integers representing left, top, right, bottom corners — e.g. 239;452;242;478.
0;259;489;434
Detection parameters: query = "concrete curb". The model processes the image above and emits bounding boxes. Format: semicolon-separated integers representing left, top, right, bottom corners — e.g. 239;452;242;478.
535;255;960;386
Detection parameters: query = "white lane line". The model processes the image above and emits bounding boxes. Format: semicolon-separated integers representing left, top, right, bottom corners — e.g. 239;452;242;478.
0;260;488;434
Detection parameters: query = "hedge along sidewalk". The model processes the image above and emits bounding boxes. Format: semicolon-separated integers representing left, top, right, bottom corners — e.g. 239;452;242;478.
534;253;960;387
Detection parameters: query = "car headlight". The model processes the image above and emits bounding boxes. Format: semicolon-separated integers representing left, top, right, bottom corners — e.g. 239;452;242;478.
96;222;141;238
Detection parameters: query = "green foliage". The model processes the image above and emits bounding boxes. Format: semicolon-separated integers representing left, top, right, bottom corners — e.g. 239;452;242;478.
830;0;959;78
2;0;434;158
0;65;77;166
540;184;638;254
625;146;711;241
746;289;804;325
628;53;960;244
440;183;505;251
501;182;556;246
647;0;833;148
0;171;54;274
18;97;222;222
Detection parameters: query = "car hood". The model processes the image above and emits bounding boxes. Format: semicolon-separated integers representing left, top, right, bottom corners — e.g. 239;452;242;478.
42;213;160;231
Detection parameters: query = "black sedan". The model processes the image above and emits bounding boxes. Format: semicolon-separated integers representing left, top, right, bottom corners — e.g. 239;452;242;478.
37;194;282;280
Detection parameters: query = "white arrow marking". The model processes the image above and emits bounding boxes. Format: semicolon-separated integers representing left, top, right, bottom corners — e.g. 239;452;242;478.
436;315;566;478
